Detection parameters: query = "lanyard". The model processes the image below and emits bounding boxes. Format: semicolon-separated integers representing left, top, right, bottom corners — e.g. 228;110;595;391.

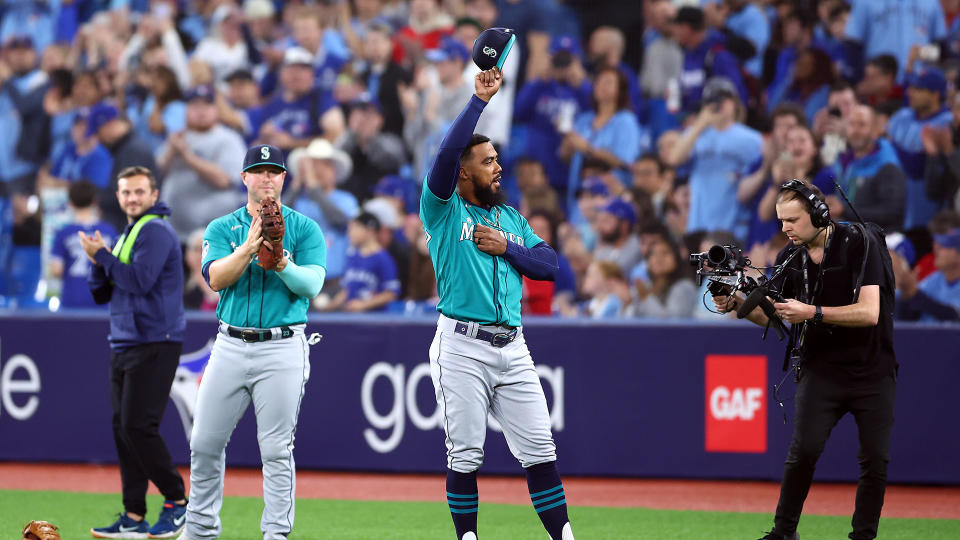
797;225;832;351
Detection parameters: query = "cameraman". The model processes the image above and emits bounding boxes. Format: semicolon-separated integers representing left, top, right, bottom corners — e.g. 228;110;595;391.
714;180;897;540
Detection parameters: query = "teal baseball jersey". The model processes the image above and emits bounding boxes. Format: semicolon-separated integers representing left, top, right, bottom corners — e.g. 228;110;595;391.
202;205;326;328
420;184;543;327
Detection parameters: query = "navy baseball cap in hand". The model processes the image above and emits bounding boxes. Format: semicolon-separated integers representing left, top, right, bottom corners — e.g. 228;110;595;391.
473;27;516;71
243;144;287;172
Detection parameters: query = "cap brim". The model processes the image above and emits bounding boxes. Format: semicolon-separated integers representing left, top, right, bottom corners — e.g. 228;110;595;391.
243;162;287;172
496;34;516;71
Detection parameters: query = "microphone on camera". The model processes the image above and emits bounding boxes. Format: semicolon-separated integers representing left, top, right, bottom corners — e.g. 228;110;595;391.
737;287;768;319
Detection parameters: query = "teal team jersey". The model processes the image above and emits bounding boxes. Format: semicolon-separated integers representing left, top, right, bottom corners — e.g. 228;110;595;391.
420;184;543;327
202;205;326;328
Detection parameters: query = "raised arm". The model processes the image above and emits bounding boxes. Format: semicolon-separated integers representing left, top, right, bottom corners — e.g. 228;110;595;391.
425;69;502;200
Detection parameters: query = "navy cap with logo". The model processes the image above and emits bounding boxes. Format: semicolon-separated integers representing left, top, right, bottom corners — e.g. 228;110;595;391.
472;27;516;71
243;145;287;172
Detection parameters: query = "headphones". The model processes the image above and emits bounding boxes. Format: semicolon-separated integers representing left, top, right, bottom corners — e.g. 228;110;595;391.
779;179;831;228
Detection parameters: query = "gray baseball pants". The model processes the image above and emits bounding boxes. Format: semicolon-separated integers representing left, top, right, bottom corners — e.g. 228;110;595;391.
183;323;309;540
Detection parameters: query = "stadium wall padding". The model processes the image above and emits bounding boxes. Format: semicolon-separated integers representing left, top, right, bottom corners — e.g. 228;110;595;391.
0;313;957;484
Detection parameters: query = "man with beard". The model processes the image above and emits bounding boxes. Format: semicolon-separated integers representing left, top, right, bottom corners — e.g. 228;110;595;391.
419;67;574;540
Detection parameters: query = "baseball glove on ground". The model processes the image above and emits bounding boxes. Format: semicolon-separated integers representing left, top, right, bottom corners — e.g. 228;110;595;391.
22;520;60;540
258;197;285;270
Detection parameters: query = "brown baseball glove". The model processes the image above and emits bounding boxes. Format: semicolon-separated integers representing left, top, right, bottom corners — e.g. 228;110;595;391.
22;520;61;540
258;196;285;270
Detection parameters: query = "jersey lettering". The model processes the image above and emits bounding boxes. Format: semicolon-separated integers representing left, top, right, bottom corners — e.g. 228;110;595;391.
459;222;475;242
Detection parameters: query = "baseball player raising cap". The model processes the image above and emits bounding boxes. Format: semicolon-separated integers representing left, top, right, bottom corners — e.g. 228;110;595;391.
180;144;326;539
419;49;576;540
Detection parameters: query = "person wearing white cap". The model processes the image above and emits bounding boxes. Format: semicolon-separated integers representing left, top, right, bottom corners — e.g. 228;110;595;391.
251;47;333;151
287;138;358;280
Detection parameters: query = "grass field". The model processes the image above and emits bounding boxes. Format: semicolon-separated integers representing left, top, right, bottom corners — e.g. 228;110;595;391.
2;490;959;539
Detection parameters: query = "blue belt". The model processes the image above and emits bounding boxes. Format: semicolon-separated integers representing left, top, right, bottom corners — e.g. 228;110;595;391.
454;321;518;348
226;325;293;343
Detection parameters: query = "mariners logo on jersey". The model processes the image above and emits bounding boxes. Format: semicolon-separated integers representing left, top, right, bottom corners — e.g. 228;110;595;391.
420;186;542;327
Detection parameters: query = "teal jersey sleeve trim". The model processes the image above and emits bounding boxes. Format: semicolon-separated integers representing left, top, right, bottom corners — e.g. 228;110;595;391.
276;261;325;298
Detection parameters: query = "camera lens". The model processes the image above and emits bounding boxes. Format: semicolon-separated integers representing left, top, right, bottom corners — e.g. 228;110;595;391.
707;245;731;266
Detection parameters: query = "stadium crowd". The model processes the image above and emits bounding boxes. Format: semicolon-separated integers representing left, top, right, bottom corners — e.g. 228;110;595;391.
1;0;960;322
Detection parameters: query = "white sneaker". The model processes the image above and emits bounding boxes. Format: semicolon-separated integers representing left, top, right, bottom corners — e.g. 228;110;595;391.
561;522;574;540
462;532;477;540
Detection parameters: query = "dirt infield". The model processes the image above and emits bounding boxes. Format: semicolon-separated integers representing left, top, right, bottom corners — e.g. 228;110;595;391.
1;463;957;520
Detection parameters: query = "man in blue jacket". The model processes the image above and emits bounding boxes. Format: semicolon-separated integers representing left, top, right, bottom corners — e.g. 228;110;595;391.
81;165;189;539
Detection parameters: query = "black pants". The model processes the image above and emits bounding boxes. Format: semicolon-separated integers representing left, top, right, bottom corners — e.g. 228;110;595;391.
773;369;896;540
110;341;186;516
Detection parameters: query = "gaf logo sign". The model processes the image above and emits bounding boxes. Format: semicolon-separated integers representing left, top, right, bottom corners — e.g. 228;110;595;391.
705;355;767;453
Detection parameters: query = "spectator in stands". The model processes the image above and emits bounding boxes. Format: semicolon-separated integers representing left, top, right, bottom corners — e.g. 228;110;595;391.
812;81;859;154
193;4;250;83
669;6;748;115
896;221;960;321
86;102;159;231
392;0;454;68
857;54;903;107
402;37;473;180
250;47;331;152
581;259;629;318
44;113;114;190
628;236;697;319
707;0;770;79
639;0;682;139
755;123;837;241
363;195;411;298
219;69;261;137
765;5;816;115
586;26;642;116
289;6;350;101
593;198;642;276
812;0;851;77
514;34;593;191
288;138;358;281
183;228;219;311
404;215;438;303
128;65;186;151
666;76;763;242
340;93;406;201
767;47;835;123
833;105;907;231
844;0;946;81
560;66;642;204
118;10;190;91
922;91;960;210
158;85;246;241
887;67;954;229
525;209;577;317
358;21;409;138
325;212;400;312
49;181;117;309
630;153;673;220
0;36;50;191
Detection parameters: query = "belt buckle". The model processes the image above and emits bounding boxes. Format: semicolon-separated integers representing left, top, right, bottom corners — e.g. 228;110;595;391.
241;329;259;343
491;329;516;348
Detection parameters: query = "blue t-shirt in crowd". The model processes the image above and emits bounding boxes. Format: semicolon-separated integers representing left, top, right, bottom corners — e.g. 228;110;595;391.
886;105;953;228
291;189;359;279
687;123;764;240
845;0;946;80
341;247;400;311
514;79;593;190
51;221;118;308
680;30;748;114
566;109;643;200
725;2;770;78
51;142;114;188
246;90;334;143
916;271;960;322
